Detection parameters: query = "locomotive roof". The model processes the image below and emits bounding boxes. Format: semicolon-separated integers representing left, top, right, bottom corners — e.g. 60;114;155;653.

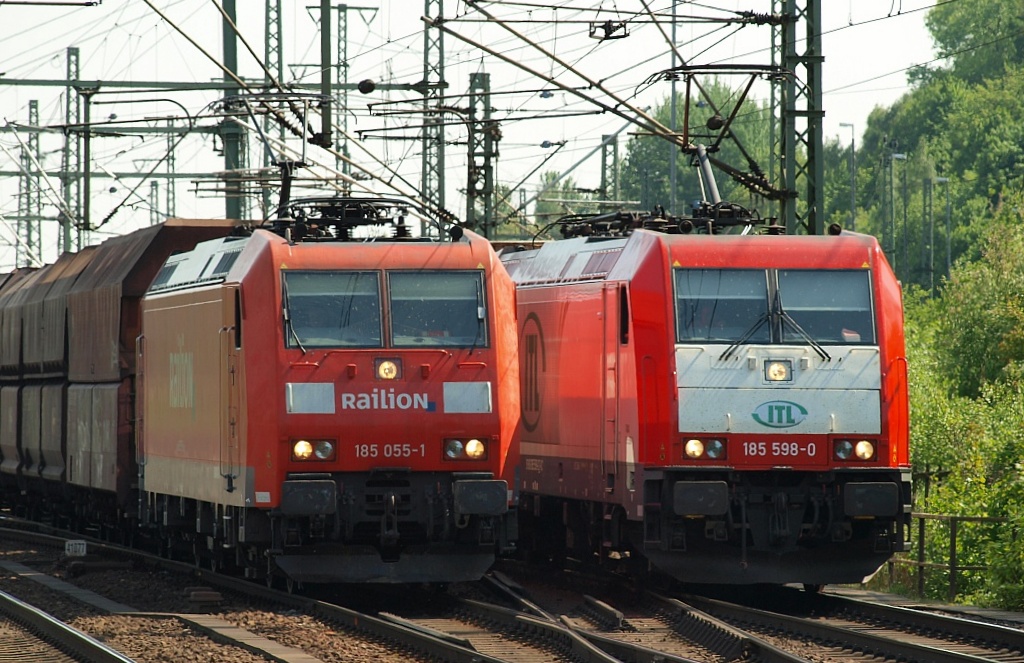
147;225;499;295
148;234;250;294
501;230;886;285
67;218;237;298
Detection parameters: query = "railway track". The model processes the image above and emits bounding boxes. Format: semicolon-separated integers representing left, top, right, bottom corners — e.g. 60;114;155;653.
0;524;473;662
484;570;805;663
684;589;1024;663
5;520;1024;663
491;561;1024;663
0;588;133;663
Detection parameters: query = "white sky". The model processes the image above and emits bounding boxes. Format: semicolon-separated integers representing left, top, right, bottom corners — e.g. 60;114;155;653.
0;1;937;268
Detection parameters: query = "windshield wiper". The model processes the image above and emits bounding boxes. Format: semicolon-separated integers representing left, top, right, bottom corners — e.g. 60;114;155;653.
778;309;831;361
767;284;829;361
281;278;307;355
718;312;770;361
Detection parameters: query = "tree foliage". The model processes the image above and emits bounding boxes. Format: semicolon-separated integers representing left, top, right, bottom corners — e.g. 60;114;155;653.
531;171;600;235
925;0;1024;86
903;198;1024;607
934;205;1024;398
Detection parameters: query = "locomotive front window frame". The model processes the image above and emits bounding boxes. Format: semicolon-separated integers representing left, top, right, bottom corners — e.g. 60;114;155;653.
673;267;876;346
675;269;770;343
282;270;383;348
777;269;876;345
388;270;489;348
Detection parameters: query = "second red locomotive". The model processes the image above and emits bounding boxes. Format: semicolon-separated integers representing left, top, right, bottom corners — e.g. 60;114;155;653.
502;209;912;586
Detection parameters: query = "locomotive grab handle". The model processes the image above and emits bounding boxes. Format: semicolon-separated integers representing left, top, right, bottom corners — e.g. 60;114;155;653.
135;333;147;524
135;333;145;464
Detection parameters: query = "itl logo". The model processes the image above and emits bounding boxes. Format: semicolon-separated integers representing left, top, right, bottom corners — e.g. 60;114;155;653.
752;401;808;428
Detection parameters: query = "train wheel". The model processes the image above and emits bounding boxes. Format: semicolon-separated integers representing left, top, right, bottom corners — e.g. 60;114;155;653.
285;578;302;594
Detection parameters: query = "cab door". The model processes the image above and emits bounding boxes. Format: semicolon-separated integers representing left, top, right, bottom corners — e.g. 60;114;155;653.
601;283;621;492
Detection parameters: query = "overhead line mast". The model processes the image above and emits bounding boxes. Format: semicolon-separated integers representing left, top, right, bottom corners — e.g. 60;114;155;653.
422;0;447;235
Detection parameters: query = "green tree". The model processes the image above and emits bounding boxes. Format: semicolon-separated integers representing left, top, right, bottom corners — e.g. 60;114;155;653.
925;0;1024;86
903;207;1024;602
935;200;1024;399
531;171;598;235
491;183;533;241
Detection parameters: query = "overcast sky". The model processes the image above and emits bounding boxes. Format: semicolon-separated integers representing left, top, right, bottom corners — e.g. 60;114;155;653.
0;1;936;268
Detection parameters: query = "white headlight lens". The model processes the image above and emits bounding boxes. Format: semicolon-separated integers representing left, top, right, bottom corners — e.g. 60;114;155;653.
854;440;875;460
834;439;854;460
293;440;314;461
765;360;792;382
376;359;400;380
444;439;464;459
314;440;335;460
684;439;705;459
705;439;725;459
464;438;486;459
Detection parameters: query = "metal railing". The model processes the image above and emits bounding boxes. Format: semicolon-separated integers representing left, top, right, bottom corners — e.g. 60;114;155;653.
886;512;1007;601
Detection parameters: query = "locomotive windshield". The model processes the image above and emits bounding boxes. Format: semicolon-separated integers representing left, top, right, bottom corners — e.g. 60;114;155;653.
674;268;875;345
283;271;383;348
389;271;488;347
282;270;488;349
777;270;875;344
676;269;770;343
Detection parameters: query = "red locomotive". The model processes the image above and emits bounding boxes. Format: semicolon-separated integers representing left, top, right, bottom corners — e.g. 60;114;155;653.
502;208;911;586
0;198;520;586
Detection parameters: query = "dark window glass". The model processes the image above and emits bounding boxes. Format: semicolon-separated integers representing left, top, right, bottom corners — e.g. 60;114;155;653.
283;271;381;348
778;270;875;344
151;263;177;290
389;271;487;347
211;251;241;277
675;269;769;343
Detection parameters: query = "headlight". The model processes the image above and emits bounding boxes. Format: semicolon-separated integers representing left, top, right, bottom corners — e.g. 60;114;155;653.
292;439;336;462
684;438;726;460
293;440;314;461
444;439;464;459
465;438;486;459
765;359;792;382
375;358;401;380
313;440;336;460
854;440;875;460
834;439;876;461
444;437;489;461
